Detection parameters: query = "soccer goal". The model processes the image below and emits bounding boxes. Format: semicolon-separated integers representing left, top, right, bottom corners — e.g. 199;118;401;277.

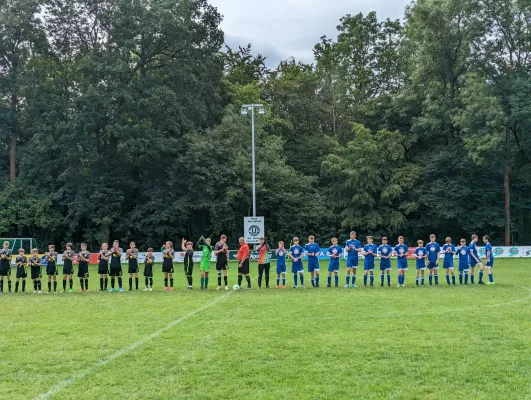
0;238;36;253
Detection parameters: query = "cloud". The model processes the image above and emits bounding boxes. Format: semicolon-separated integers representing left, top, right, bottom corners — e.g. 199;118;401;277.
210;0;411;67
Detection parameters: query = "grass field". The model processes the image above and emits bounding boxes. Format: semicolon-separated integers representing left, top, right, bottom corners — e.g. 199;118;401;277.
1;259;530;400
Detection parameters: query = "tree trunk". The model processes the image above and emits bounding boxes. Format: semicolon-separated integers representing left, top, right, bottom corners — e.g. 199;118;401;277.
504;124;511;245
9;93;18;181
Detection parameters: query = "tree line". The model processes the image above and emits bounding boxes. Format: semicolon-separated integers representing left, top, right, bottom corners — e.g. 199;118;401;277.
1;0;530;250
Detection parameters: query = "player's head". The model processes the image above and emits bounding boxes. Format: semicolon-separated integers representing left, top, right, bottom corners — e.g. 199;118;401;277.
31;248;38;255
205;238;211;245
239;237;246;245
81;243;87;250
382;237;388;244
350;231;356;239
460;238;466;245
483;235;490;243
331;237;338;245
186;241;193;249
18;248;24;254
278;241;284;247
220;234;227;243
48;244;55;250
3;241;9;248
113;240;119;248
398;236;404;244
293;237;299;244
445;237;452;244
147;247;153;253
471;234;478;242
259;237;265;243
430;234;436;242
308;235;315;243
130;241;136;248
102;242;108;250
166;241;173;249
66;242;73;250
367;236;373;244
417;240;424;246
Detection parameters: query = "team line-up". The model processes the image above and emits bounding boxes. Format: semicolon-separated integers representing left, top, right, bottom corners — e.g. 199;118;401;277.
0;232;495;294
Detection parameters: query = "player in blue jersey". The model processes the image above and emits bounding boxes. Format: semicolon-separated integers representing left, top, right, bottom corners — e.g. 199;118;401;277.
468;234;483;284
394;236;408;287
457;239;470;284
289;238;305;288
415;240;427;286
275;241;287;289
426;234;441;285
345;231;362;288
442;237;456;285
305;236;321;288
326;238;342;287
378;237;393;287
362;236;377;287
483;235;495;284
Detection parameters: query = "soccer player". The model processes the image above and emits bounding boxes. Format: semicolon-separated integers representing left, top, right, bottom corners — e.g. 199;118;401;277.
326;238;342;287
275;241;287;288
214;235;229;290
98;243;110;291
29;248;42;293
181;239;194;290
378;237;393;287
198;236;213;289
0;241;13;293
483;235;495;284
109;240;124;292
62;243;75;292
257;237;271;289
78;243;90;292
289;237;305;288
394;236;409;287
442;237;456;285
126;241;139;291
469;234;483;284
237;237;251;289
426;234;441;285
415;240;427;286
345;231;361;287
14;248;27;293
45;244;58;294
457;239;470;284
305;236;321;288
362;236;377;287
162;241;175;291
143;247;155;291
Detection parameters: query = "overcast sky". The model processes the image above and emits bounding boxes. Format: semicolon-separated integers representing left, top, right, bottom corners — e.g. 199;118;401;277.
209;0;412;67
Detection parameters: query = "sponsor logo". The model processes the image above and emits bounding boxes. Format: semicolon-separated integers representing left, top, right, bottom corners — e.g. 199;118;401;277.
248;225;260;237
509;247;519;256
494;247;504;256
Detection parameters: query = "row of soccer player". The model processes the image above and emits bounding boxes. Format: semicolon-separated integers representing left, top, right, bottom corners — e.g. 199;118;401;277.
0;232;494;293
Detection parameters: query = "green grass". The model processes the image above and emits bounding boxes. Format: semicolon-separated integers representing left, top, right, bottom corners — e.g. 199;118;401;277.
1;259;530;400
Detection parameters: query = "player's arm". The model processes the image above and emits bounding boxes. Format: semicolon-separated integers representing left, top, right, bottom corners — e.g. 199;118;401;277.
469;248;480;263
485;246;491;263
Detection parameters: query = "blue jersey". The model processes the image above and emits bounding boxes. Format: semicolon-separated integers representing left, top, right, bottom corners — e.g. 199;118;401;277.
378;245;393;265
327;245;343;265
394;244;409;259
469;241;480;262
458;246;470;265
485;243;494;265
415;247;427;268
290;245;304;263
345;239;361;259
276;249;287;266
442;244;456;264
426;242;441;263
305;243;320;259
363;244;378;266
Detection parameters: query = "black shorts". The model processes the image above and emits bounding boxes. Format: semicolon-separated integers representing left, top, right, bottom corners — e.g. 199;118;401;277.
128;265;139;274
98;267;109;275
162;260;174;273
0;268;11;277
77;264;89;278
31;267;42;280
63;267;74;276
143;264;153;277
216;262;227;271
110;268;122;277
46;265;58;276
238;259;250;275
16;268;27;279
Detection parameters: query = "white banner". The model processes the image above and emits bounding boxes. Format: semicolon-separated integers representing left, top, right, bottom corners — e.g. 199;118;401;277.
244;216;265;244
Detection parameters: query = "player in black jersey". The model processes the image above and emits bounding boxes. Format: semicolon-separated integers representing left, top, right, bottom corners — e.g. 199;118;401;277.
143;248;155;291
14;248;27;293
0;241;13;293
214;235;229;290
78;243;91;292
126;241;139;291
109;240;124;292
45;244;59;294
162;241;175;291
62;243;75;292
29;248;42;293
181;239;194;289
98;243;110;291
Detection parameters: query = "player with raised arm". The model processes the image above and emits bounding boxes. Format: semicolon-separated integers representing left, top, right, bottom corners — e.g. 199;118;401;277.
257;237;271;289
78;243;90;292
62;243;75;292
326;238;342;287
426;234;441;286
45;244;58;294
442;237;456;285
469;234;483;284
483;235;495;285
14;248;27;293
0;241;13;293
198;236;213;290
394;236;408;287
362;236;377;287
109;240;124;292
126;241;139;291
345;231;361;288
457;239;470;284
305;236;321;288
237;237;251;289
214;235;229;290
162;241;175;291
289;237;305;288
275;241;287;288
98;243;110;291
378;237;393;287
415;240;427;287
143;248;155;291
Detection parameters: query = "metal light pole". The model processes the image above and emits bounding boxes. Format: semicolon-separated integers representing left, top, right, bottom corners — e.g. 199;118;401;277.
241;104;265;217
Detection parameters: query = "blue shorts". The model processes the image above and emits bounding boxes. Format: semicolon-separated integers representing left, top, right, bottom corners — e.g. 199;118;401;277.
443;261;454;269
416;264;426;270
307;258;320;273
397;258;408;270
379;262;391;271
291;262;303;274
428;262;438;270
276;263;286;274
470;258;479;267
328;262;339;272
485;261;494;269
458;263;470;272
364;263;375;271
346;257;359;268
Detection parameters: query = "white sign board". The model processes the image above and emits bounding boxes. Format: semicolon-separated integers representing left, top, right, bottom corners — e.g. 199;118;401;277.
244;216;265;244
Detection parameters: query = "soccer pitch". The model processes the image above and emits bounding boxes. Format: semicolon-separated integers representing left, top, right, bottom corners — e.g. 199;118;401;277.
1;260;530;400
